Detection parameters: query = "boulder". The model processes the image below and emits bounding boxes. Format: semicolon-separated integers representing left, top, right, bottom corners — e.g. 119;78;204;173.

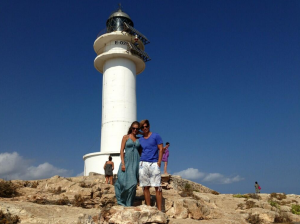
101;205;167;224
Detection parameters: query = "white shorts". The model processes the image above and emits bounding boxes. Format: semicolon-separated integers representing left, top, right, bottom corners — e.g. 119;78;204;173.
139;161;161;187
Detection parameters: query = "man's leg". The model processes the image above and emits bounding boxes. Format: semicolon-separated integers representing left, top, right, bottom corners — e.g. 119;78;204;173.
143;186;151;206
164;162;168;174
155;187;162;211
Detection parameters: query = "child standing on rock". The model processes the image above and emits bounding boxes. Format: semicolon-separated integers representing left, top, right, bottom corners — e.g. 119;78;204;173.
255;181;261;193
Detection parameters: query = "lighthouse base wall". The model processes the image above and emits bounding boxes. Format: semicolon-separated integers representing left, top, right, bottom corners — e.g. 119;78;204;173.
83;152;121;176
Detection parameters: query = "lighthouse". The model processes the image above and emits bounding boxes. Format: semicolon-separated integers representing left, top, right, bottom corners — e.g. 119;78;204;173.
83;6;150;175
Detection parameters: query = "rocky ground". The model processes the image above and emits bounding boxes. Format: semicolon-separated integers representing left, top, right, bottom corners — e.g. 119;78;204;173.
0;173;300;224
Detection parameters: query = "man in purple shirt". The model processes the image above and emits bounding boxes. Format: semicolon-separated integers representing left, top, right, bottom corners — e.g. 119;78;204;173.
162;142;170;174
139;119;163;211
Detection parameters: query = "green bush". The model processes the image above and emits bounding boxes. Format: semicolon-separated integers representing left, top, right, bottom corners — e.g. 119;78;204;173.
233;194;249;199
291;204;300;215
269;200;280;209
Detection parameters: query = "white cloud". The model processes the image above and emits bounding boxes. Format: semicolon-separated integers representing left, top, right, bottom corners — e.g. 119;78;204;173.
0;152;72;180
173;168;244;184
173;168;205;180
203;173;224;182
221;175;244;184
203;173;244;184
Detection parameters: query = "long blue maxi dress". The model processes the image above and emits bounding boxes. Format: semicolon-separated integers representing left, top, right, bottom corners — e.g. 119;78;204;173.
114;138;140;206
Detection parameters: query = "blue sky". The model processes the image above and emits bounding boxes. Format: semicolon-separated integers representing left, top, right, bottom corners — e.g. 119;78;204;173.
1;0;299;194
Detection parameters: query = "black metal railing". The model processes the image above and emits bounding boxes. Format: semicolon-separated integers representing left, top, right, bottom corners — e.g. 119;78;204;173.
127;42;151;62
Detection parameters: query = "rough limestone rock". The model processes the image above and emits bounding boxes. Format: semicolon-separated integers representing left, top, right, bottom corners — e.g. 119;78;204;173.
1;175;300;223
170;175;215;193
101;205;167;224
0;200;100;224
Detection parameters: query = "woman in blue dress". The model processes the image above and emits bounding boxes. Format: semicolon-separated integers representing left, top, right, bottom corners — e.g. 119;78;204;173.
114;121;141;206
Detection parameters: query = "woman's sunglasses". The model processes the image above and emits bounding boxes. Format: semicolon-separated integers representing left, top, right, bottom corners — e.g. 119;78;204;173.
132;127;139;130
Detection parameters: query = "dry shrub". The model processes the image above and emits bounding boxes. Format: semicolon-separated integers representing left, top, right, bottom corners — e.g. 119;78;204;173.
246;213;263;224
48;186;66;194
237;201;257;210
211;190;219;195
292;199;298;204
269;193;286;200
92;215;100;223
237;203;244;209
245;201;257;209
31;181;39;188
56;196;70;205
23;181;39;188
99;208;111;223
33;198;52;205
34;197;71;206
0;210;20;224
80;182;95;188
246;193;261;200
0;180;18;198
180;183;193;197
73;194;86;208
279;200;292;206
274;211;292;223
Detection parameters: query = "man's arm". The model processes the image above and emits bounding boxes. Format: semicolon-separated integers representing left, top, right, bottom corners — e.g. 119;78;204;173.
157;143;163;168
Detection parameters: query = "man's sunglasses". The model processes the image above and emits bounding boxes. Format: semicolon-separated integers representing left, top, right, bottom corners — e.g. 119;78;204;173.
142;125;149;129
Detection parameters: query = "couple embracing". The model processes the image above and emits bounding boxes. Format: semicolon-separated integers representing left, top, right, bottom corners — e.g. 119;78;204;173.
114;119;163;211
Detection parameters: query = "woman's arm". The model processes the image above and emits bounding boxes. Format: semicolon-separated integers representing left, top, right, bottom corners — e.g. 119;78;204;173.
103;161;107;169
120;135;127;171
112;162;114;170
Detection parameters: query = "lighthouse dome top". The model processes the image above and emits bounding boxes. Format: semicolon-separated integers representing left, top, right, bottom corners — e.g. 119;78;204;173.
108;9;131;20
106;7;134;33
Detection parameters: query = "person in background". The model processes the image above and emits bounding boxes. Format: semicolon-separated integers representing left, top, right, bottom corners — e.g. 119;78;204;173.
162;142;170;174
114;121;141;206
255;181;261;193
139;119;163;211
104;156;114;185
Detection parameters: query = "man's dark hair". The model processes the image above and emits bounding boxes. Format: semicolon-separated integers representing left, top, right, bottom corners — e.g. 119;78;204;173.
166;142;170;145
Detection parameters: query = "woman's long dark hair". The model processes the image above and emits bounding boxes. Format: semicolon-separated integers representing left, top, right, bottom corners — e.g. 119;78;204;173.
127;121;140;135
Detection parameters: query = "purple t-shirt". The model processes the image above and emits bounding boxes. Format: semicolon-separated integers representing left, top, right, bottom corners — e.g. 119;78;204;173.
162;149;169;162
139;133;163;162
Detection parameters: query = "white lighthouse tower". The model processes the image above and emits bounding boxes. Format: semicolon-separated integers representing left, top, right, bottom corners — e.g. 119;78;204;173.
83;6;150;175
